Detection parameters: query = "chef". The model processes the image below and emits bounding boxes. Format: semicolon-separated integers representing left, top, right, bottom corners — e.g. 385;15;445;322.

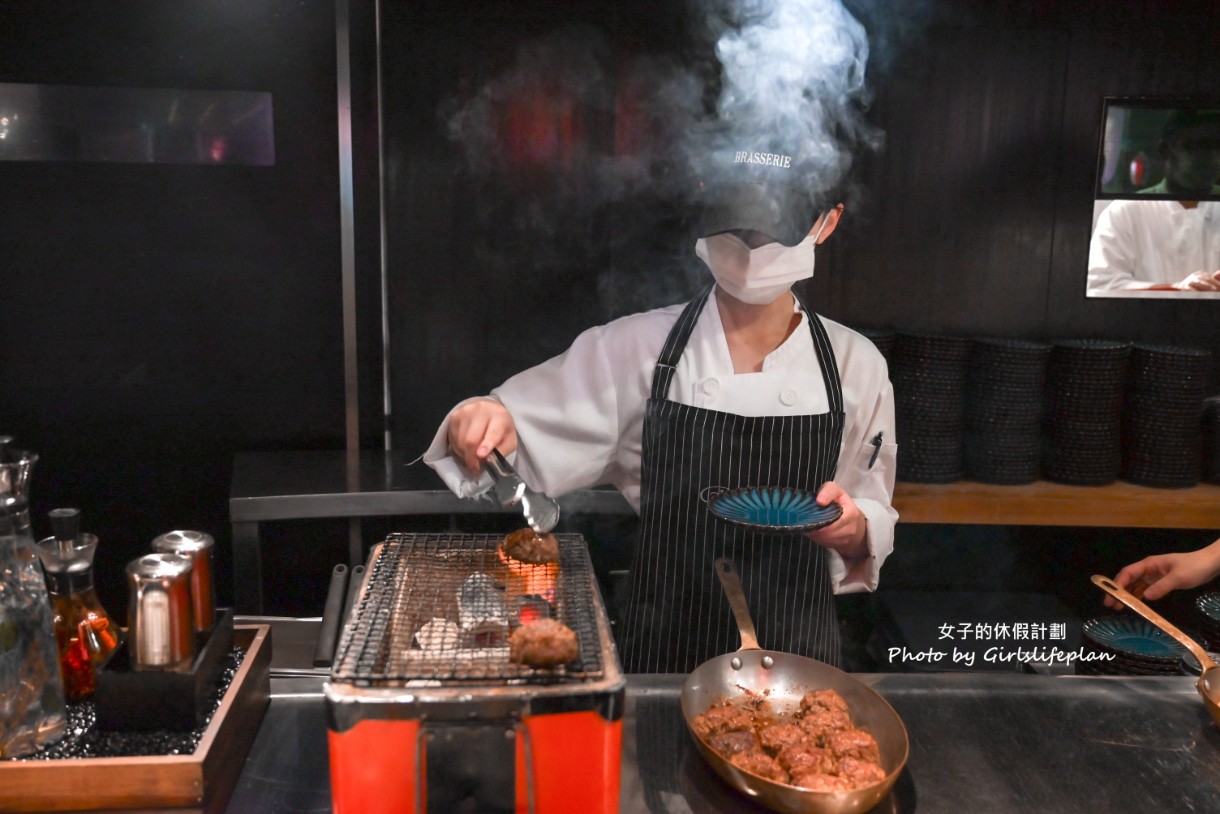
425;143;898;673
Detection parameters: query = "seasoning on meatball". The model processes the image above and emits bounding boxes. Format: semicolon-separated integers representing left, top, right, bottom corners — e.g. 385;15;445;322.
776;742;835;776
797;706;853;740
799;688;850;715
835;756;887;787
826;728;881;763
502;528;560;564
759;722;807;753
708;729;761;757
692;701;756;740
729;750;788;784
508;618;578;668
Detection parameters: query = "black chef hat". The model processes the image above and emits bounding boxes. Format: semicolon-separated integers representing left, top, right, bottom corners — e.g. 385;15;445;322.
696;144;827;247
1160;108;1220;147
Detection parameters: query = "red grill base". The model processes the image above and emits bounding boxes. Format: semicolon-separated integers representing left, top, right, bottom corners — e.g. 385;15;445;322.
328;712;622;814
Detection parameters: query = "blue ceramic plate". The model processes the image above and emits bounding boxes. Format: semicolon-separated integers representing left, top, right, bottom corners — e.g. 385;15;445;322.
702;486;842;532
1082;616;1187;661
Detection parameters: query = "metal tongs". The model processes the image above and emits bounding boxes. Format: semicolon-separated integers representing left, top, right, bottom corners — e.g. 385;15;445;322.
484;448;560;533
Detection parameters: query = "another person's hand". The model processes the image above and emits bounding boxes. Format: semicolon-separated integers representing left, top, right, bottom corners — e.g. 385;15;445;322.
805;481;868;560
1103;540;1220;610
1172;270;1220;291
447;397;518;473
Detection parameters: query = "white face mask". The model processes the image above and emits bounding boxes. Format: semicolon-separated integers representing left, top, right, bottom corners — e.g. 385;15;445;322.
694;217;827;305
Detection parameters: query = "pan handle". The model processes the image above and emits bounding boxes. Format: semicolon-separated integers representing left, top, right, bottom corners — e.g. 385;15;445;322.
1091;575;1217;670
714;558;761;652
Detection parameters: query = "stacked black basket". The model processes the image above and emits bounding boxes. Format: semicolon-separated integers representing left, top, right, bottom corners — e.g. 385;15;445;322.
1121;343;1212;488
858;327;897;366
1042;340;1130;485
964;338;1050;484
1195;594;1220;652
1205;396;1220;485
892;333;971;483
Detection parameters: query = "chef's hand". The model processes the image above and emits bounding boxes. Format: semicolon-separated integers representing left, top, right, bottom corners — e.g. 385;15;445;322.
1103;540;1220;610
1172;270;1220;291
447;397;518;473
805;481;868;561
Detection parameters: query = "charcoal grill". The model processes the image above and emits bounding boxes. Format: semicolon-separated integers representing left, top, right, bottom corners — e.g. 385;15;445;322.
325;532;625;814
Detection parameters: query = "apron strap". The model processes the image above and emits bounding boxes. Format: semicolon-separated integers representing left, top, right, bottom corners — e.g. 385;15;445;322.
650;285;713;401
650;285;845;414
792;289;844;414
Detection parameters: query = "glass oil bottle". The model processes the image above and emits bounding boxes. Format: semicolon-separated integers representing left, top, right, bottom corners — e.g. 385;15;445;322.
0;438;66;757
36;508;121;703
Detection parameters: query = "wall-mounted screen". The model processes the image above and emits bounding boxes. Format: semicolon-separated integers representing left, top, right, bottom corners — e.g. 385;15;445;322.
0;82;275;165
1086;97;1220;298
1095;97;1220;200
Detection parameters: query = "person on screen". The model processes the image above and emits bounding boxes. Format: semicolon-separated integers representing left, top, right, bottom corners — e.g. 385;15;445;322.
1140;109;1220;197
1087;110;1220;293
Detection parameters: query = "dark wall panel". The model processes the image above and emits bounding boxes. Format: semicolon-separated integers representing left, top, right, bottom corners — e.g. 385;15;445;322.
381;1;707;458
813;25;1069;336
0;1;345;611
1044;20;1220;357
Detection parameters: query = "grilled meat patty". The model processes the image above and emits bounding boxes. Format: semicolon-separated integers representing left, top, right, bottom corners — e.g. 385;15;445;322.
508;618;577;668
502;528;561;564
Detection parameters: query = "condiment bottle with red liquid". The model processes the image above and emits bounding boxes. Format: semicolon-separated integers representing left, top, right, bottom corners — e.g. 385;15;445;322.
35;508;121;702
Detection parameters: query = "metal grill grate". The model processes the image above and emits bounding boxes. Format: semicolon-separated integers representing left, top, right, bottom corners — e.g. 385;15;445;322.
331;532;607;686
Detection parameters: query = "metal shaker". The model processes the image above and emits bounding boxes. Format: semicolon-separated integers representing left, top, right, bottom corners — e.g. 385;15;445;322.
151;530;215;633
125;553;195;671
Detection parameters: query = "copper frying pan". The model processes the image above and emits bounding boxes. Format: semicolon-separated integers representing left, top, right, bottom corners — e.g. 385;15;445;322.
1091;574;1220;729
680;558;909;814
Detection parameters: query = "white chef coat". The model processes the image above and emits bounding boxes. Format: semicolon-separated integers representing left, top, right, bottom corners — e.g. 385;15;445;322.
424;289;898;594
1087;200;1220;292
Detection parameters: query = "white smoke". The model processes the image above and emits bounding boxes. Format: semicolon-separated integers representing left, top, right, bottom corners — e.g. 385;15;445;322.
690;0;881;205
445;0;879;205
439;0;894;315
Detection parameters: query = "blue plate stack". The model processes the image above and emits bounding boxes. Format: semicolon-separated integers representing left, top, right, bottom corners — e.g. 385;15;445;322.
1201;396;1220;485
1077;616;1189;675
1121;343;1212;488
1194;593;1220;651
1177;649;1220;676
892;332;971;483
963;338;1050;485
1042;339;1130;485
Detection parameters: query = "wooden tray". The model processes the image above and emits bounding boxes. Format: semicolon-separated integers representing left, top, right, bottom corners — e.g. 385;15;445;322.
0;624;272;812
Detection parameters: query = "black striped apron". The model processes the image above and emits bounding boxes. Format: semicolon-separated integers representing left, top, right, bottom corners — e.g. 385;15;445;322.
618;285;846;673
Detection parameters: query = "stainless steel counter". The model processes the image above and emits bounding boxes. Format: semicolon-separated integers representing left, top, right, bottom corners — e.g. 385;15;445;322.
225;669;1220;813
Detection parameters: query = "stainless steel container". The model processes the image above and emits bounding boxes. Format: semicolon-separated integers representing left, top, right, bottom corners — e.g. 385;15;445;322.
151;530;215;632
125;552;194;671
